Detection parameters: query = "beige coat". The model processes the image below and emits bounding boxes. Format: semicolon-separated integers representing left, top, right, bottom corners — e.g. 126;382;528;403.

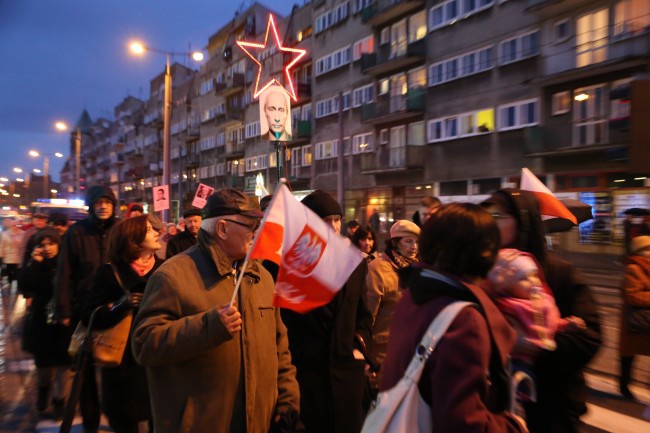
619;254;650;356
132;232;299;433
366;253;403;367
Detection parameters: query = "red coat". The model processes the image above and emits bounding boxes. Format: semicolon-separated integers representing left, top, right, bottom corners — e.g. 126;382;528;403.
380;269;526;433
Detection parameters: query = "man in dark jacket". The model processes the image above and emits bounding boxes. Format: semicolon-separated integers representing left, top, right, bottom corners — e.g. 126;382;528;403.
53;184;117;433
165;208;201;259
281;189;373;433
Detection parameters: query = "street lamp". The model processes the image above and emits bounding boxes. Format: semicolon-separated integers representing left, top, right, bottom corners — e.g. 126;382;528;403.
29;149;64;198
129;40;203;222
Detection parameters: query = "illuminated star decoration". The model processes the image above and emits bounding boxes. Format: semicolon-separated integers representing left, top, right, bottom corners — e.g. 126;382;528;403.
236;14;307;102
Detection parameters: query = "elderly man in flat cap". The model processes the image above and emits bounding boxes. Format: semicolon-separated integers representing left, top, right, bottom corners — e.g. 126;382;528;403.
165;208;202;259
132;189;301;433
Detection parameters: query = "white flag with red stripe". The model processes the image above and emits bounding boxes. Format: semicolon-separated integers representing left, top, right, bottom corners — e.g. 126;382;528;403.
520;167;577;224
249;184;364;313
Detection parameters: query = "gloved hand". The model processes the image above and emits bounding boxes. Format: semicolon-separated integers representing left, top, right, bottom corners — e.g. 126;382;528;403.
128;292;143;308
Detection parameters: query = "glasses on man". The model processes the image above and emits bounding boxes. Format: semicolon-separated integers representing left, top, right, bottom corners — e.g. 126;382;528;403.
224;218;261;233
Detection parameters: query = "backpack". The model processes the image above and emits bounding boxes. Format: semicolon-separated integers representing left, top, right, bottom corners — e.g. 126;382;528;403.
360;301;475;433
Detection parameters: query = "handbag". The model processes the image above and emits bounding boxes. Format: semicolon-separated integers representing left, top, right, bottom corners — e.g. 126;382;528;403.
360;301;474;433
628;305;650;333
67;263;133;367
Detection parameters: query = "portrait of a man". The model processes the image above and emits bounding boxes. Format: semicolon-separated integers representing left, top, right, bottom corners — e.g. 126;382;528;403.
156;188;166;202
259;85;292;142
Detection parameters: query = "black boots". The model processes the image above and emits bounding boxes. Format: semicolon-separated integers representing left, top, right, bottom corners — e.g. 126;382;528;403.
619;356;635;399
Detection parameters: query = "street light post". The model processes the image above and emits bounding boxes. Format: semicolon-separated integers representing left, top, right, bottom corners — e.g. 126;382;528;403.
30;150;64;199
129;41;203;223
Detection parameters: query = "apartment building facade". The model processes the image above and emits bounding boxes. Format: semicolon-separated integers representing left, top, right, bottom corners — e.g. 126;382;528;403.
59;0;650;248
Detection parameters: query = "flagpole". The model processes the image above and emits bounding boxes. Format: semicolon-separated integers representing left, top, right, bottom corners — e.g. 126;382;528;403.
228;185;284;307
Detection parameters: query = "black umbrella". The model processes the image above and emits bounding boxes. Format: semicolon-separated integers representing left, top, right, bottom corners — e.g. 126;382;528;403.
623;207;649;216
543;198;594;233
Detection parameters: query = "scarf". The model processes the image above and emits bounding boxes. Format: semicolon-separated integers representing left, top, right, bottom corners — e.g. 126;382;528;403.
130;254;156;277
388;248;416;269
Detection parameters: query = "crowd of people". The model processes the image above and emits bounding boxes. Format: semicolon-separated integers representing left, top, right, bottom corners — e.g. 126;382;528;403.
6;182;645;433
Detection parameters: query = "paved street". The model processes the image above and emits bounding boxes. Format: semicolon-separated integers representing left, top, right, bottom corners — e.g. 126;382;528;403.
1;260;648;433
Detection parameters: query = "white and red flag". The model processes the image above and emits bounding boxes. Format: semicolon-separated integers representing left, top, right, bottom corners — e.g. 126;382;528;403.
248;184;363;313
520;167;577;224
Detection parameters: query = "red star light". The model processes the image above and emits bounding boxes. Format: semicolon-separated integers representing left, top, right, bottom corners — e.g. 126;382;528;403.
236;14;307;102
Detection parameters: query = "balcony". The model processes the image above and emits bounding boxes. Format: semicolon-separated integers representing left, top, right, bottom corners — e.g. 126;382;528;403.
523;126;626;157
361;38;426;76
110;154;125;166
184;124;200;142
223;142;245;159
295;120;312;140
186;158;200;169
524;0;565;12
360;145;425;174
215;73;245;97
361;88;425;126
215;107;244;128
362;0;425;28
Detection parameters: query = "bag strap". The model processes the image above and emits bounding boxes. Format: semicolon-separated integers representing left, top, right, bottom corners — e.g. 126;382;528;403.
404;301;475;382
109;263;130;295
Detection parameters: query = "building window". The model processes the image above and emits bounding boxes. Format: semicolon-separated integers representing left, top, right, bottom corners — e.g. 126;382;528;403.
576;9;609;68
408;10;427;43
408;122;425;146
353;84;374;108
573;84;608;146
353;35;375;61
352;133;373;154
614;0;650;38
380;27;389;45
428;46;493;87
498;30;540;65
389;126;406;168
390;19;408;59
316;46;352;76
554;19;570;43
497;98;539;131
302;145;312;165
379;128;389;144
552;91;571;115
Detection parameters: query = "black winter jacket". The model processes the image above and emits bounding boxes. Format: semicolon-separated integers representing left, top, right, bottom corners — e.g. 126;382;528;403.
165;230;197;259
54;217;115;320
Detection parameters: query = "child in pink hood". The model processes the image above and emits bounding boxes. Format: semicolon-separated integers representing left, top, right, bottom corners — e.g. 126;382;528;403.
487;248;570;365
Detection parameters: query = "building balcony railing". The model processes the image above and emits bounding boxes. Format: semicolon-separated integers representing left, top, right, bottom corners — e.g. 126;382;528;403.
362;0;425;28
215;73;245;97
524;0;565;12
111;154;125;166
360;145;425;173
184;124;200;142
226;175;245;189
361;38;426;76
361;88;425;125
215;107;244;128
523;125;627;156
295;120;312;139
223;142;245;159
186;158;200;169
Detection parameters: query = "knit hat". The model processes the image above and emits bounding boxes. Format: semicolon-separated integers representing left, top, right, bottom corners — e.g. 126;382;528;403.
33;226;62;246
390;220;420;239
301;190;342;218
346;220;360;229
631;236;650;255
201;189;264;219
487;249;541;294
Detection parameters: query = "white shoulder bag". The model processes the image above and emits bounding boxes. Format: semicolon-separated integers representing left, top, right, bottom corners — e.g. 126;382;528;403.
360;301;475;433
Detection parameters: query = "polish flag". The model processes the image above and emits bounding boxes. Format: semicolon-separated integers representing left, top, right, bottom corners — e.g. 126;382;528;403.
249;184;364;313
520;167;577;224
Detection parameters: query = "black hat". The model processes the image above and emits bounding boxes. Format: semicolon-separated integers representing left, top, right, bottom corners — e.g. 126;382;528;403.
301;190;342;218
33;212;48;220
34;227;62;246
85;185;116;207
201;189;264;219
127;203;144;214
48;212;68;226
183;208;202;219
260;194;273;212
346;220;360;229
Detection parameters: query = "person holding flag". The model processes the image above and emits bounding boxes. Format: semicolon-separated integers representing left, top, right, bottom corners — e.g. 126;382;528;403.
250;187;373;433
131;189;301;433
